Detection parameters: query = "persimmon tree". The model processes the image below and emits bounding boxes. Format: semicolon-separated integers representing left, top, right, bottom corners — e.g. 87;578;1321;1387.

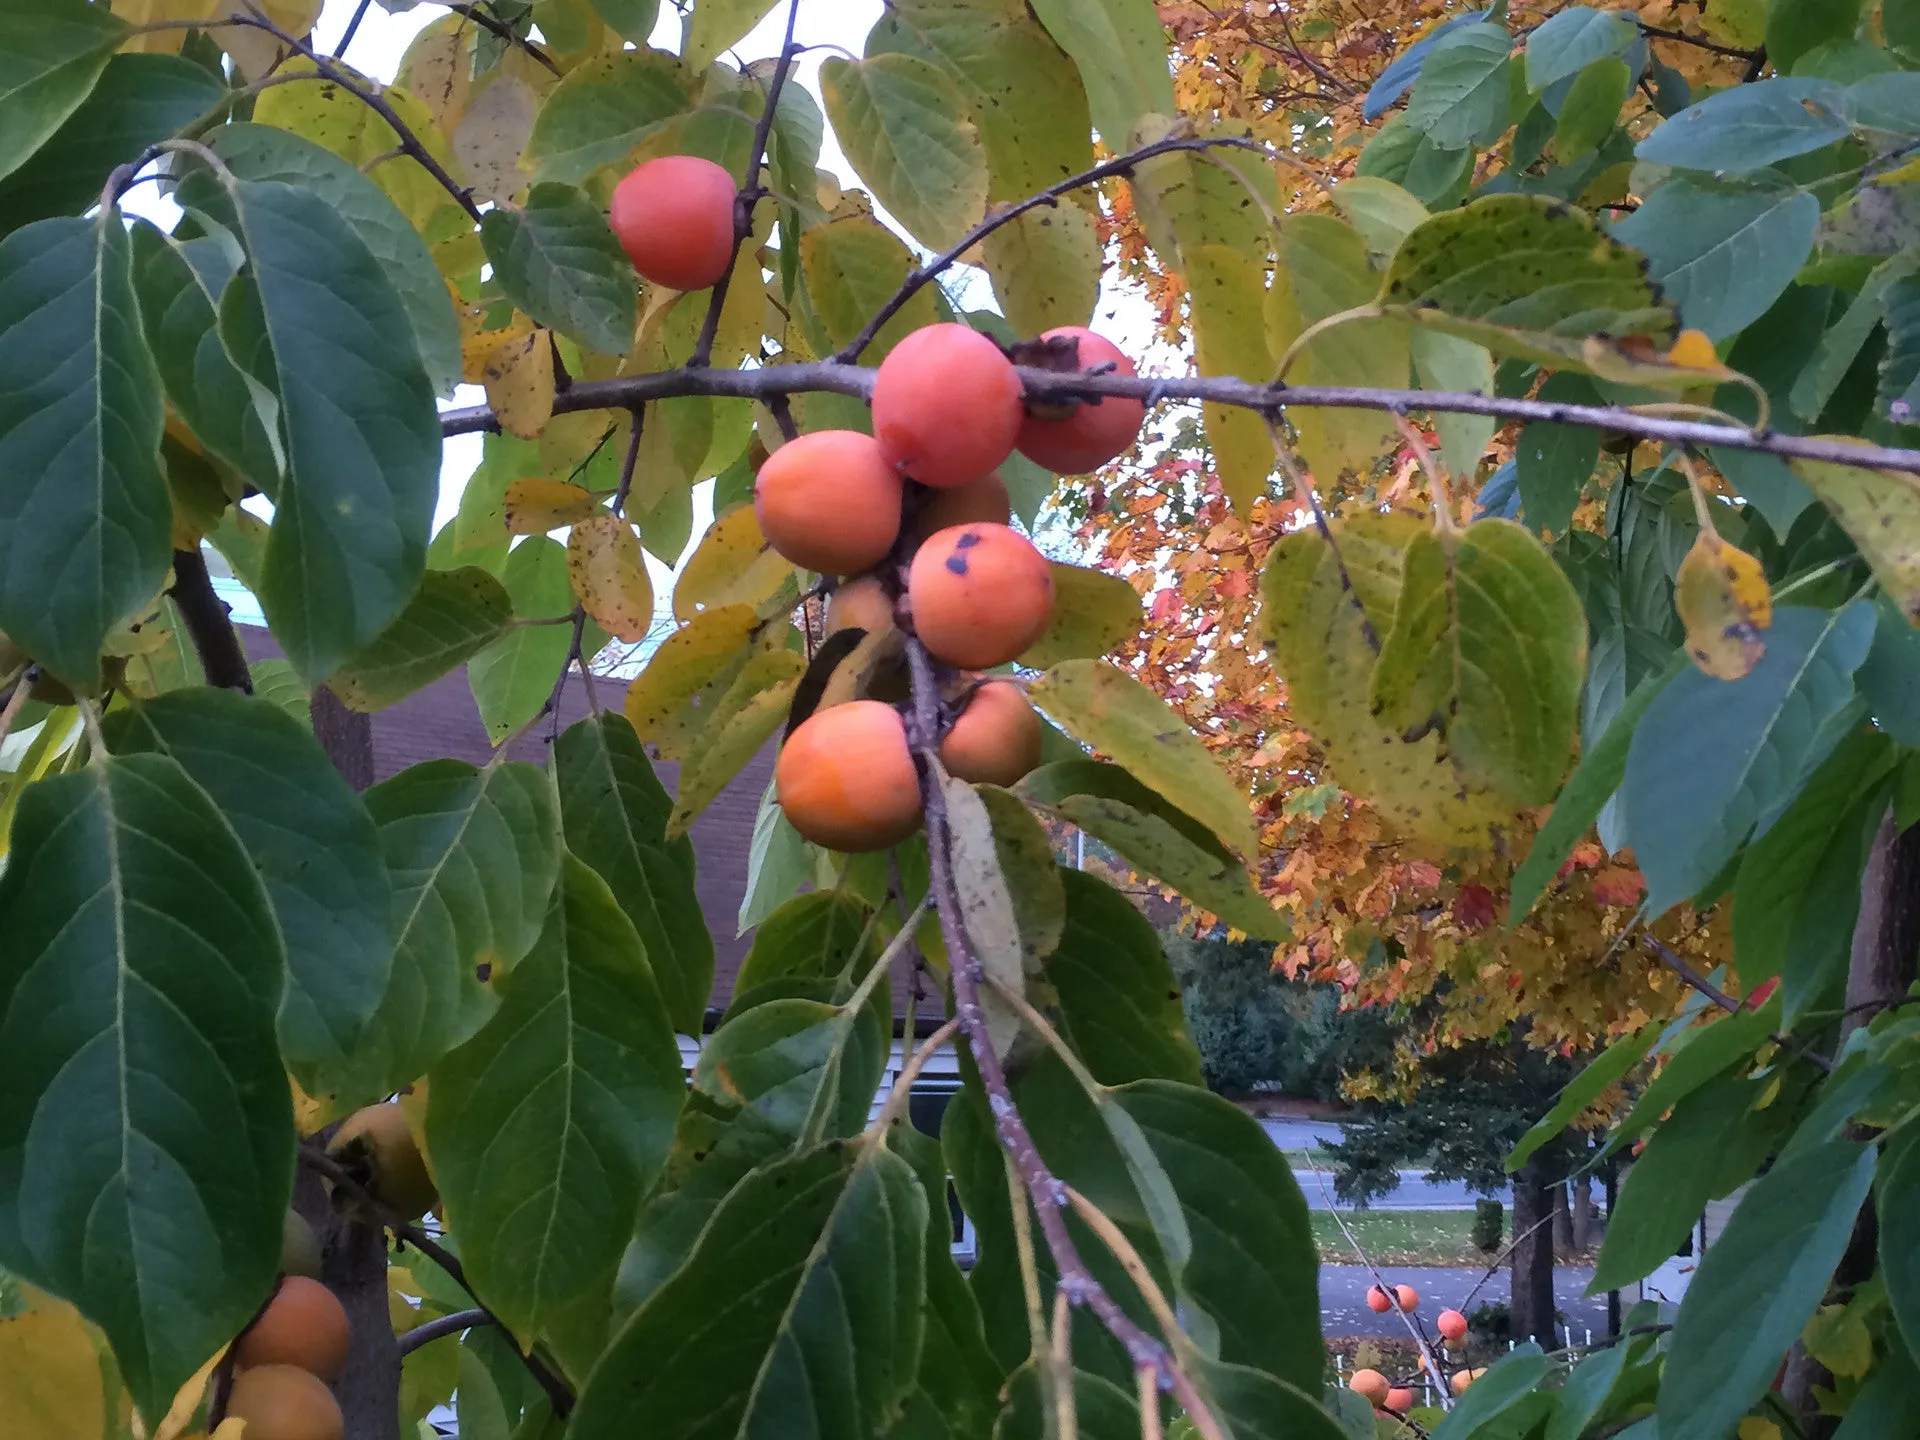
3;1;1920;1439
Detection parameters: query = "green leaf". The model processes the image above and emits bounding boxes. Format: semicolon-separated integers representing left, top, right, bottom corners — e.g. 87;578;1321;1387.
1635;78;1849;173
0;753;291;1424
1431;1344;1552;1439
1658;1139;1876;1438
1113;1082;1322;1387
469;537;604;744
0;215;168;687
0;0;124;184
1552;58;1630;162
209;123;463;398
1355;115;1473;208
524;48;693;184
1402;23;1513;149
1506;1025;1657;1171
1028;659;1256;860
666;651;803;837
1197;1359;1350;1440
250;658;311;727
1880;1125;1920;1365
1049;870;1204;1087
1525;6;1640;91
1614;182;1819;341
1021;563;1143;668
572;1140;926;1440
1606;999;1782;1155
1792;255;1913;423
0;54;220;235
101;690;394;1101
1023;0;1176;150
481;183;636;357
682;0;781;68
734;890;877;999
182;174;442;682
349;760;561;1101
1410;328;1496;478
1369;518;1587;808
1622;603;1875;914
554;712;714;1036
428;854;683;1339
821;53;988;251
1767;0;1864;73
740;778;816;933
1790;454;1920;621
800;212;941;360
1020;761;1286;940
994;1365;1139;1438
1380;194;1676;365
328;567;516;712
1514;373;1602;537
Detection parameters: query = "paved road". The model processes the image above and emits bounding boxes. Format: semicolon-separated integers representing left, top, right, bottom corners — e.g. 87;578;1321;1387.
1259;1119;1508;1211
1321;1264;1612;1340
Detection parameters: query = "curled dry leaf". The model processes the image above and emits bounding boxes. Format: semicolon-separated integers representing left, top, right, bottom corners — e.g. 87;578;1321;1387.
568;512;655;642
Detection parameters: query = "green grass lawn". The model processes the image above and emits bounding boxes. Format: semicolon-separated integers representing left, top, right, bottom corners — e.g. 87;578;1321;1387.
1310;1209;1493;1267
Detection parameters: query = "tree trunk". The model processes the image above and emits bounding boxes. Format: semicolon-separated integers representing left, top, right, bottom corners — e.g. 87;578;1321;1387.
1509;1160;1558;1345
1570;1173;1595;1254
310;686;375;792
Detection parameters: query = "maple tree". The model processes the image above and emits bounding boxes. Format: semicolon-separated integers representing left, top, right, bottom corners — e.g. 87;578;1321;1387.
2;0;1920;1437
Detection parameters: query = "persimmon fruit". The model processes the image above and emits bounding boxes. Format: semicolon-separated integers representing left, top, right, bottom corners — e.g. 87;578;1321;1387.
777;700;922;851
907;523;1053;669
911;472;1011;540
280;1211;321;1281
225;1364;344;1440
1385;1388;1415;1413
1437;1309;1468;1342
1016;327;1146;474
1451;1368;1485;1396
872;324;1022;488
1396;1284;1419;1312
1349;1368;1389;1405
234;1276;351;1381
826;575;897;637
1366;1286;1393;1314
941;681;1041;787
327;1103;436;1218
755;430;903;574
609;155;738;292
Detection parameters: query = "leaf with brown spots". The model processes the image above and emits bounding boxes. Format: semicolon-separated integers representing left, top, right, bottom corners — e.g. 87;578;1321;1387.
567;512;654;642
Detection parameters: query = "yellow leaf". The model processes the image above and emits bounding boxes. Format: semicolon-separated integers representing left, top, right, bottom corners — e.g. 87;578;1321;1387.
567;512;655;642
1668;329;1720;369
667;657;806;836
1790;452;1920;621
459;304;534;385
504;478;602;534
117;0;218;53
1187;242;1275;512
153;1346;227;1440
398;16;474;136
672;504;795;622
624;605;772;758
1736;1427;1782;1440
215;0;322;81
483;328;555;439
0;1299;104;1440
1675;530;1771;679
452;72;537;204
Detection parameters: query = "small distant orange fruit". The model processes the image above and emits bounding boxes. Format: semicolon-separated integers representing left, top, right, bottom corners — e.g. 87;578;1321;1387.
907;523;1053;669
1396;1284;1419;1312
911;472;1011;540
826;575;897;637
1366;1285;1393;1314
1385;1387;1415;1413
777;700;922;852
872;324;1022;488
754;430;903;574
1451;1368;1485;1396
1349;1368;1389;1405
1017;327;1146;474
235;1276;351;1381
225;1364;344;1440
609;155;738;291
1438;1308;1468;1342
941;681;1041;787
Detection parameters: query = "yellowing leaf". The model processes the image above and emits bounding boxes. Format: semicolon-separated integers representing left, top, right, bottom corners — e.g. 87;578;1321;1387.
1676;530;1772;679
505;478;602;534
398;16;474;136
452;72;537;205
154;1345;227;1440
980;203;1101;337
1021;562;1144;667
667;657;805;836
567;512;655;642
672;503;794;621
117;0;218;54
1790;452;1920;621
1188;241;1275;512
623;603;765;757
0;1300;104;1440
214;0;321;81
483;328;556;439
461;304;535;385
1579;334;1745;393
1736;1422;1783;1440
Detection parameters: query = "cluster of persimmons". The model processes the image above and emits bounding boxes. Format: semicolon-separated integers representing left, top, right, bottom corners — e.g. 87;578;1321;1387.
222;1104;437;1440
1348;1287;1484;1419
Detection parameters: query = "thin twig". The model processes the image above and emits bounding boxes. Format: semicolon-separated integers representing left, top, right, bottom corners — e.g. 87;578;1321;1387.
690;0;800;368
433;361;1920;477
1635;21;1762;59
1006;1150;1050;1366
1453;1211;1557;1314
298;1147;573;1416
1137;1365;1163;1440
836;134;1275;364
1311;1169;1452;1409
872;1018;959;1137
169;547;254;692
609;405;646;516
0;675;30;752
1059;1185;1185;1351
441;1;561;74
1645;937;1835;1076
332;0;372;57
1051;1286;1078;1440
397;1307;493;1355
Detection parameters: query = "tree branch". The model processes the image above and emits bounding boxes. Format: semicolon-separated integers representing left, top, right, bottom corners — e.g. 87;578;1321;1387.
440;1;560;75
689;0;800;369
437;361;1920;476
834;133;1269;364
1636;21;1762;60
395;1307;493;1356
1644;937;1835;1074
169;547;254;692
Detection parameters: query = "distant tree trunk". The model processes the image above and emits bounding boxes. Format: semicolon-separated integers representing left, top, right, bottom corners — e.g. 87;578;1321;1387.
1509;1160;1558;1345
1780;810;1920;1434
1570;1173;1595;1254
1550;1181;1575;1260
311;686;375;791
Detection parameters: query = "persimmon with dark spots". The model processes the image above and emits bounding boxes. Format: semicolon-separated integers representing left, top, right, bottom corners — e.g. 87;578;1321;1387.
609;155;738;292
234;1276;352;1381
941;681;1041;786
907;523;1053;669
754;430;903;573
826;574;897;637
872;324;1023;488
327;1102;436;1218
911;472;1011;541
1016;327;1146;474
225;1364;344;1440
777;700;922;851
